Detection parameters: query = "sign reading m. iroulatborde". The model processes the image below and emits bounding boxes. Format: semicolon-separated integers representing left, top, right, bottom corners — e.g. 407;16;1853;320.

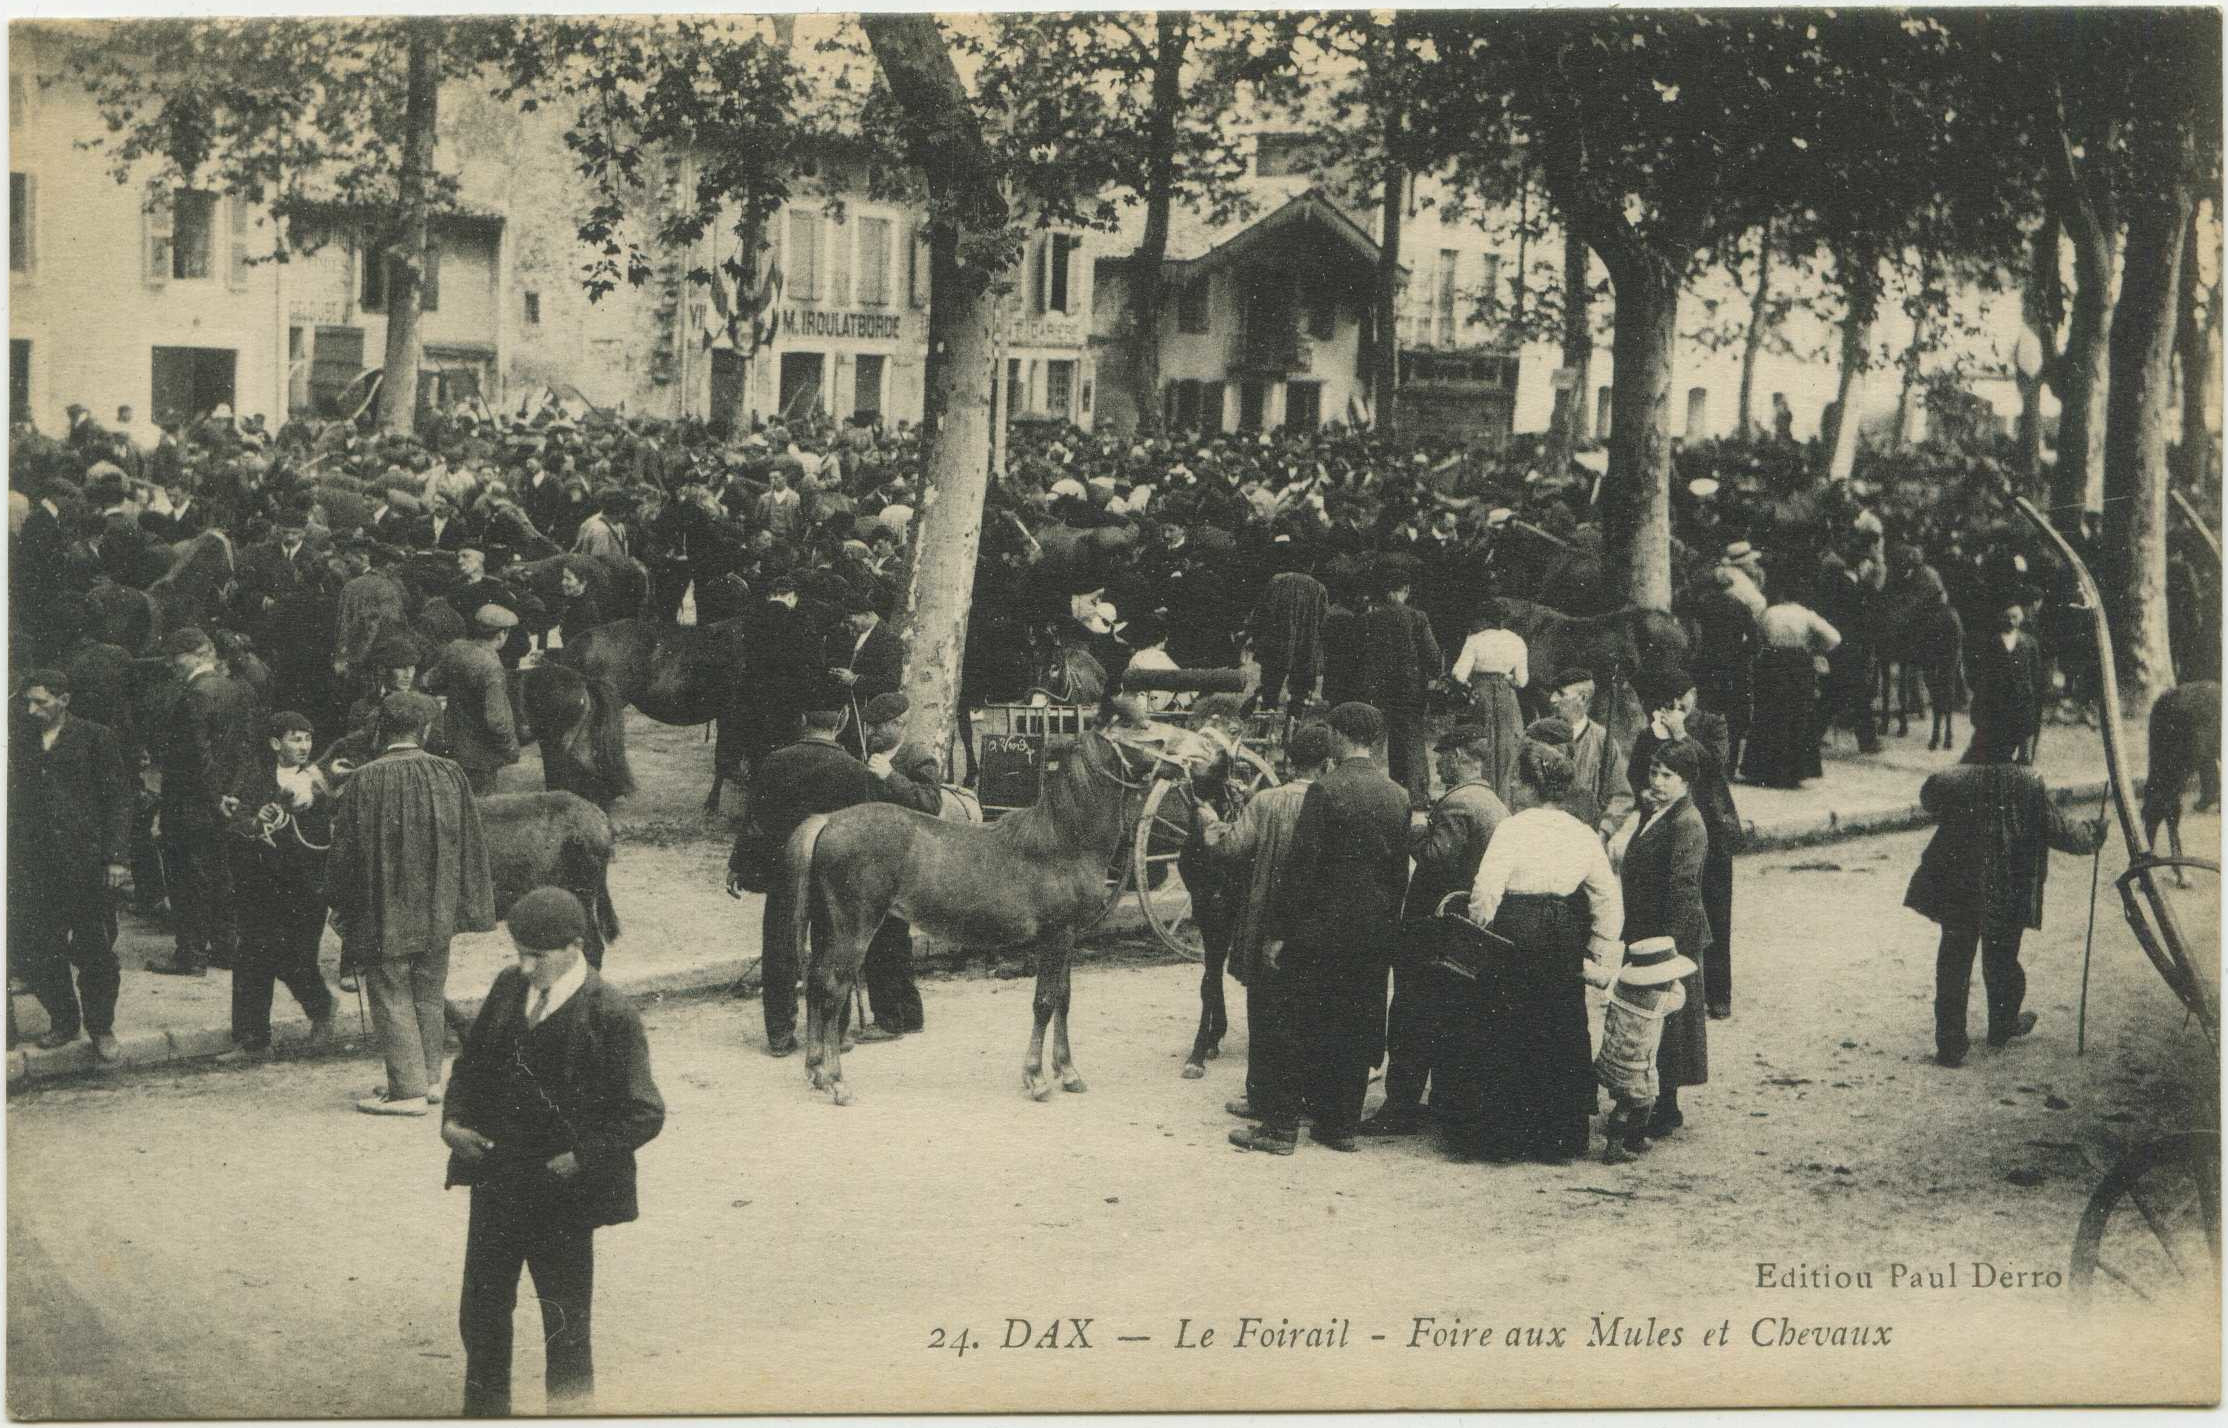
780;307;903;341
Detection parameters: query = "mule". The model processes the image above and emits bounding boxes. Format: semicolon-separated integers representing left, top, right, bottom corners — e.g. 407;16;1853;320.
2143;681;2222;886
480;791;624;968
782;716;1220;1105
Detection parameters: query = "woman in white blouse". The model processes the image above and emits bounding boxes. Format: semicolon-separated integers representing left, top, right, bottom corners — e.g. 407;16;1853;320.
1449;603;1529;806
1435;741;1621;1163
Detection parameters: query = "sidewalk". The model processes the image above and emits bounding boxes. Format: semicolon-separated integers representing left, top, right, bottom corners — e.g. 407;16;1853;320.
8;724;2125;1091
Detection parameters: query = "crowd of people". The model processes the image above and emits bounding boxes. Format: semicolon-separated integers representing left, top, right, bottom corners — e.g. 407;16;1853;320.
4;391;2181;1128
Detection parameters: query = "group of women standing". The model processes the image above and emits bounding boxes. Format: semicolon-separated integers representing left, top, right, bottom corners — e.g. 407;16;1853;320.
1420;613;1737;1164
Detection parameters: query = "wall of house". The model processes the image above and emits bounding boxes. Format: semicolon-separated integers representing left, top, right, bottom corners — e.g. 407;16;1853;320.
10;29;288;437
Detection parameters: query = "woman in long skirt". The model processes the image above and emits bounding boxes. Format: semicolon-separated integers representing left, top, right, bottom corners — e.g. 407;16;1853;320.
1450;603;1528;806
1740;596;1841;789
1440;741;1622;1162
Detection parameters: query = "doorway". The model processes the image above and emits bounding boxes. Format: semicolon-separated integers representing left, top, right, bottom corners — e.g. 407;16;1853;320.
853;353;884;423
1237;381;1266;433
709;349;746;433
150;346;237;427
779;352;824;421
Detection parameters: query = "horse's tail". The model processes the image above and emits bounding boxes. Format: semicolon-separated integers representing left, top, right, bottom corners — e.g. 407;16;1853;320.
592;801;621;943
578;673;637;799
787;813;832;996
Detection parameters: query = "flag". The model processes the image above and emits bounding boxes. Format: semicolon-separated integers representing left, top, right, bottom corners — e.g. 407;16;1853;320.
744;260;783;356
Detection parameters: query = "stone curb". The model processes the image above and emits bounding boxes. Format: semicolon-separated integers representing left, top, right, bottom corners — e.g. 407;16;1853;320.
6;779;2122;1093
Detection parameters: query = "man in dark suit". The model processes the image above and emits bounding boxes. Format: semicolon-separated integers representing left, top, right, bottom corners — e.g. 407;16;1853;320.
443;886;665;1417
1358;564;1443;809
1238;701;1411;1154
726;684;883;1056
148;626;260;976
853;691;944;1041
421;605;522;794
1966;595;2045;764
9;670;132;1060
237;504;323;615
1906;749;2104;1067
829;593;905;755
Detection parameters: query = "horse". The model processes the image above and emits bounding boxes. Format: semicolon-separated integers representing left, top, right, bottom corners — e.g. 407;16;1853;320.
2143;681;2222;886
518;661;637;811
1883;601;1965;751
1492;597;1690;720
782;715;1221;1105
147;530;236;639
480;790;623;967
542;616;756;813
507;553;649;623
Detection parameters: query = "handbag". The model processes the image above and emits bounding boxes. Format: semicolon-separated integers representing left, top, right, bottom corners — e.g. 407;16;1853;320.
1428;892;1517;982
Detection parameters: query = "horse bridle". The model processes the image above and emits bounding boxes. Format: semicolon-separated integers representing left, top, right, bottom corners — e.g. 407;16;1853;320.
1077;726;1195;792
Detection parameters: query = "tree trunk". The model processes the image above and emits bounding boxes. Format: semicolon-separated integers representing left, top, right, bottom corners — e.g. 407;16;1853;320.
1892;304;1927;453
1820;267;1874;483
861;15;1011;768
1123;11;1189;438
2016;222;2058;483
2102;183;2192;714
1547;223;1591;469
2054;222;2117;522
921;223;961;433
1601;255;1678;609
1736;223;1772;440
377;20;439;437
1373;147;1404;436
2175;200;2217;489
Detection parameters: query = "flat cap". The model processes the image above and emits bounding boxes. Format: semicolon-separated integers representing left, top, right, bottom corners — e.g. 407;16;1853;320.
1524;715;1574;749
473;603;519;631
379;690;441;733
161;625;213;656
507;886;588;951
368;631;423;669
267;709;315;738
860;692;909;725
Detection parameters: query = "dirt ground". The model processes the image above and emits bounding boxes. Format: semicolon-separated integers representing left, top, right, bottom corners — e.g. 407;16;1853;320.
10;791;2218;1415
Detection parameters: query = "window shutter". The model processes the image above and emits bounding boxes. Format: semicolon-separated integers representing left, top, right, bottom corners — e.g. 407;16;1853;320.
421;236;441;313
143;184;172;289
1031;235;1047;314
21;173;35;275
227;195;250;290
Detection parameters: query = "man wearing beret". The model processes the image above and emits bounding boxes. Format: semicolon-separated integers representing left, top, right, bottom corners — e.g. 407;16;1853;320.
148;626;259;977
828;594;904;757
330;691;495;1114
854;691;943;1040
444;886;665;1415
422;605;522;794
218;710;338;1061
1358;563;1443;809
10;669;132;1061
1367;723;1512;1136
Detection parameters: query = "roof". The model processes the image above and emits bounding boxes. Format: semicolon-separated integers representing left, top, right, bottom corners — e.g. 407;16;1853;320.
1094;183;1403;279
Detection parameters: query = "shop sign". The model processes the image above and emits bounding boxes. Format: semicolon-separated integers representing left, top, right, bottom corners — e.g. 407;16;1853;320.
780;307;902;341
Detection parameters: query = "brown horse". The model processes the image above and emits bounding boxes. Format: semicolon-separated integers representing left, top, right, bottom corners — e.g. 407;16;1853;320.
2144;681;2222;886
1493;597;1690;718
518;660;637;810
783;715;1220;1105
479;790;623;967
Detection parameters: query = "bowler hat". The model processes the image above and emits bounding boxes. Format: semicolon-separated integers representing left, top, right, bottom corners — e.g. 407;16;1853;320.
507;886;588;951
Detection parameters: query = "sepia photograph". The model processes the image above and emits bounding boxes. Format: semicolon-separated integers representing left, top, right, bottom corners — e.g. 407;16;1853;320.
5;5;2222;1415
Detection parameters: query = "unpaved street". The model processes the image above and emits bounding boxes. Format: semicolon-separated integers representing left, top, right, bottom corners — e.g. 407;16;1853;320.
9;813;2217;1415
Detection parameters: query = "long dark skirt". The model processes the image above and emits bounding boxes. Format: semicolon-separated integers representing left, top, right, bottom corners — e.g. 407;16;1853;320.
1434;891;1595;1161
1741;647;1823;787
1466;672;1526;807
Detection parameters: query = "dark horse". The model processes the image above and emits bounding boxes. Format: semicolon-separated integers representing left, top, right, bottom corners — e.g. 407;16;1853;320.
537;616;754;812
479;790;623;967
2143;681;2222;886
1493;597;1690;720
782;715;1220;1105
518;660;637;811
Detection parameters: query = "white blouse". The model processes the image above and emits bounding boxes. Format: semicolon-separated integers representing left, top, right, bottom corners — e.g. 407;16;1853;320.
1468;806;1625;967
1452;628;1529;687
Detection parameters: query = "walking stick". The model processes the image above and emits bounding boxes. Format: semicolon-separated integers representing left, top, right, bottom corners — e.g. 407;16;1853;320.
2076;787;2110;1056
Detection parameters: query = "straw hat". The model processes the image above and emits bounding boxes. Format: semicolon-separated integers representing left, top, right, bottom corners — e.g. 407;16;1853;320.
1615;935;1698;987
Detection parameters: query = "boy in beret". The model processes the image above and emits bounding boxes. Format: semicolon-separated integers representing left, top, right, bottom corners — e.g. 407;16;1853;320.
445;887;665;1415
217;711;339;1060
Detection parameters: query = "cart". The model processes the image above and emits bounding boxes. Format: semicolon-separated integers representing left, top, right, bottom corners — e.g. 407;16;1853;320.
2009;497;2222;1312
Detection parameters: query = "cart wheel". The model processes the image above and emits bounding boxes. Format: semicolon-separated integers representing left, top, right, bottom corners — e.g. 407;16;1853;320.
1131;749;1279;961
2071;1131;2221;1310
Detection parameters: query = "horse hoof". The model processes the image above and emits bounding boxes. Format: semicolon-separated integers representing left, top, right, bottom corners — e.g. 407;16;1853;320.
1204;1044;1223;1061
1061;1074;1088;1094
1181;1062;1206;1080
830;1083;854;1107
1025;1074;1053;1101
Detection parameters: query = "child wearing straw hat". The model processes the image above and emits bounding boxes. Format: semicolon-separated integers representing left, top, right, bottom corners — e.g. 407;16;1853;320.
1596;936;1699;1163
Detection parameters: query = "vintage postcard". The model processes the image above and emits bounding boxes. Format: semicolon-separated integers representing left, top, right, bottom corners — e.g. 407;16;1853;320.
6;5;2221;1417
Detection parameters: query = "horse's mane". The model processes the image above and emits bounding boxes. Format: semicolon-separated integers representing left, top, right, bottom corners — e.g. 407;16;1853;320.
153;529;232;589
987;728;1131;864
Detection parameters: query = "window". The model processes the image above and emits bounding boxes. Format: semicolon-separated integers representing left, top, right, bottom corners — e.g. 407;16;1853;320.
1045;359;1075;417
1045;233;1076;314
1254;132;1315;178
172;190;217;280
9;339;29;418
788;209;821;301
359;245;386;311
1285;380;1322;431
907;226;930;309
421;237;441;312
1306;288;1335;340
1479;253;1502;326
9;172;31;274
1436;249;1458;347
857;216;891;306
524;291;541;325
1176;276;1210;334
